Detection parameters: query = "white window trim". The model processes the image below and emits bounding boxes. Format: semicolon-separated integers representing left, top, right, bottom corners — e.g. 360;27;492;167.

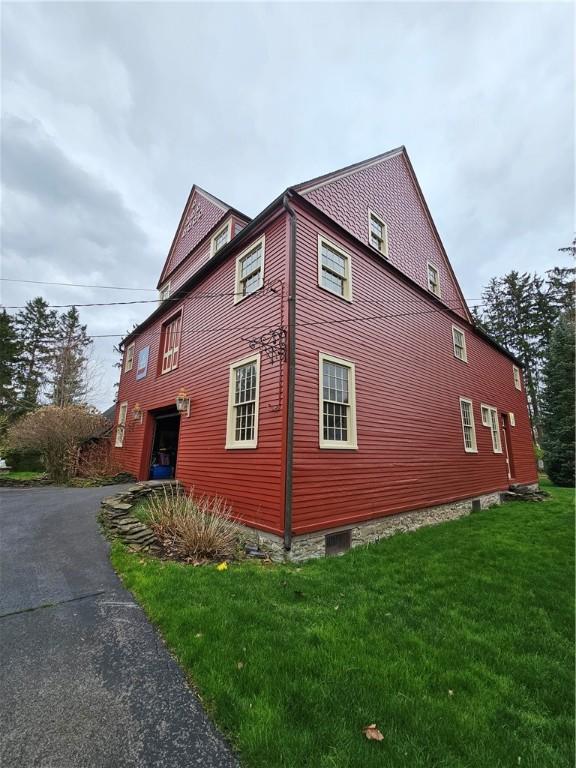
427;262;441;297
480;403;502;453
161;314;181;375
211;219;233;257
225;353;261;449
452;325;467;362
367;209;389;258
115;401;128;448
124;342;135;373
319;352;358;450
512;365;522;390
317;234;353;302
459;397;477;453
159;282;171;301
509;412;516;427
234;236;265;304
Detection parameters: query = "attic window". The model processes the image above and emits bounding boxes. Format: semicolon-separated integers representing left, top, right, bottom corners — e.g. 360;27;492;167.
212;220;232;255
234;237;265;303
159;282;171;301
325;530;352;556
368;211;388;257
427;263;441;296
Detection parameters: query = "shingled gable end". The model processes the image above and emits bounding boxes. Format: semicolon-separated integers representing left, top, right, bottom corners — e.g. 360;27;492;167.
113;147;538;561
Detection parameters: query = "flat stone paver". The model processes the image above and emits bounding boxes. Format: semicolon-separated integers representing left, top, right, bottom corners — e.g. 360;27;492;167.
0;486;239;768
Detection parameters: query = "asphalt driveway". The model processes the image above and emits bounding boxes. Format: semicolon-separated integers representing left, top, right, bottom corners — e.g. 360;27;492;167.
0;485;238;768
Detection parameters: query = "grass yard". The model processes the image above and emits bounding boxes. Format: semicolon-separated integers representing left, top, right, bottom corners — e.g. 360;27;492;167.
112;481;574;768
3;471;45;480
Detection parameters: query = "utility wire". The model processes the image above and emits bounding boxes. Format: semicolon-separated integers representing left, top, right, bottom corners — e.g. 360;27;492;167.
0;278;158;292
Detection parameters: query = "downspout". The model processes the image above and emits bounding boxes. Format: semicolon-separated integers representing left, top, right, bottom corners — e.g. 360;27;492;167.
282;192;297;550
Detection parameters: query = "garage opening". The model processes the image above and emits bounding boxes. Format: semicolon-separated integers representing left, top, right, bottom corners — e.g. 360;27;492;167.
149;408;180;480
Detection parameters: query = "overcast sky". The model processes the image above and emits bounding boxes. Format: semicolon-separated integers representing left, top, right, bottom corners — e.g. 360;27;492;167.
1;1;573;409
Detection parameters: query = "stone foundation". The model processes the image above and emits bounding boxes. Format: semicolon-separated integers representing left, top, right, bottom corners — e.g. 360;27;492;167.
239;490;503;563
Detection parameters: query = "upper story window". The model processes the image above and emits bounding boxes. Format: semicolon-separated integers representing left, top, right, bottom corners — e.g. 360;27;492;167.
319;353;357;449
161;314;181;374
427;263;441;296
368;210;388;257
234;236;265;303
115;402;128;448
317;236;352;301
512;365;522;390
481;404;502;453
226;354;260;448
452;325;467;362
124;342;135;373
159;282;171;301
212;220;232;256
459;397;477;453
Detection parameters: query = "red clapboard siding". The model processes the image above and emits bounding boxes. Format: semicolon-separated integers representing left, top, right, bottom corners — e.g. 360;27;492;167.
113;211;289;535
301;151;470;321
290;200;537;534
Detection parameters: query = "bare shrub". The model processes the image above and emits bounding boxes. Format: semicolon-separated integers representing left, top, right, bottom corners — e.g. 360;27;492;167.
7;406;108;484
147;486;239;561
74;439;121;479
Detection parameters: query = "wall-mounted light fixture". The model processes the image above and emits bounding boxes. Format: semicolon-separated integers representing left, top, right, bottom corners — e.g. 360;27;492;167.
132;403;143;423
176;389;191;417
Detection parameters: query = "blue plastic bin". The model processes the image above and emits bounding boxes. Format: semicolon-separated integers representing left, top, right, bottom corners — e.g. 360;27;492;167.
150;465;173;480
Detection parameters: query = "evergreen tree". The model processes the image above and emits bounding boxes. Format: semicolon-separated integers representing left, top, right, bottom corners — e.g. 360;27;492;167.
50;307;93;407
541;312;575;486
0;310;21;416
13;298;59;412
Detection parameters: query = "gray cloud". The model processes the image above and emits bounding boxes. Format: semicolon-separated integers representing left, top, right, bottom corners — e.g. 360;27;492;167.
1;1;573;408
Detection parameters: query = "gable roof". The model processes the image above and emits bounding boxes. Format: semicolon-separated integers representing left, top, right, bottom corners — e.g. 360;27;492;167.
294;146;471;323
157;185;251;288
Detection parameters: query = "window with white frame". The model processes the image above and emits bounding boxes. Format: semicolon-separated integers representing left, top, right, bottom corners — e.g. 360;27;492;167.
427;263;441;296
212;220;231;255
234;237;265;302
161;314;181;374
115;402;128;448
226;355;260;448
480;404;502;453
318;236;352;301
452;325;467;362
124;342;135;372
509;412;516;427
513;365;522;390
368;211;388;257
459;397;477;453
319;354;357;449
159;282;171;301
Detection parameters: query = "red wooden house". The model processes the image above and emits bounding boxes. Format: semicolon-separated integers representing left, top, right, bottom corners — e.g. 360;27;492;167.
113;147;538;560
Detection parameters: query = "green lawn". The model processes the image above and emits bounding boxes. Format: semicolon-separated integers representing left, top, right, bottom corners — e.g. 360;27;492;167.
112;482;574;768
3;471;45;480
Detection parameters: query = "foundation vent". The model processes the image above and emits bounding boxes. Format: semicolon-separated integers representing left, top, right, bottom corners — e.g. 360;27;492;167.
325;529;352;557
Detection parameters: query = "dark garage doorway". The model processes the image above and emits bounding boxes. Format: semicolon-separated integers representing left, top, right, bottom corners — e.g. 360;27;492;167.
149;408;180;480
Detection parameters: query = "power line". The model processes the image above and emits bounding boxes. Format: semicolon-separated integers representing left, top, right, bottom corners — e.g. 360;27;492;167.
0;278;158;292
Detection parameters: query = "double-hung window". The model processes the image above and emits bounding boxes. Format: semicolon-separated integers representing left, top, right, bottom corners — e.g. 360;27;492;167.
161;314;181;374
427;263;441;296
124;342;135;372
319;354;357;449
368;211;388;257
115;402;128;448
512;365;522;390
234;237;265;302
226;355;260;448
459;397;477;453
159;282;171;301
481;404;502;453
318;236;352;301
212;220;231;255
452;325;467;362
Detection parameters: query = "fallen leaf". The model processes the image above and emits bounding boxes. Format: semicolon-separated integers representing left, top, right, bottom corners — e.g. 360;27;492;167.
448;689;454;697
237;661;244;669
195;633;203;638
362;724;384;741
216;561;228;571
334;605;340;611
